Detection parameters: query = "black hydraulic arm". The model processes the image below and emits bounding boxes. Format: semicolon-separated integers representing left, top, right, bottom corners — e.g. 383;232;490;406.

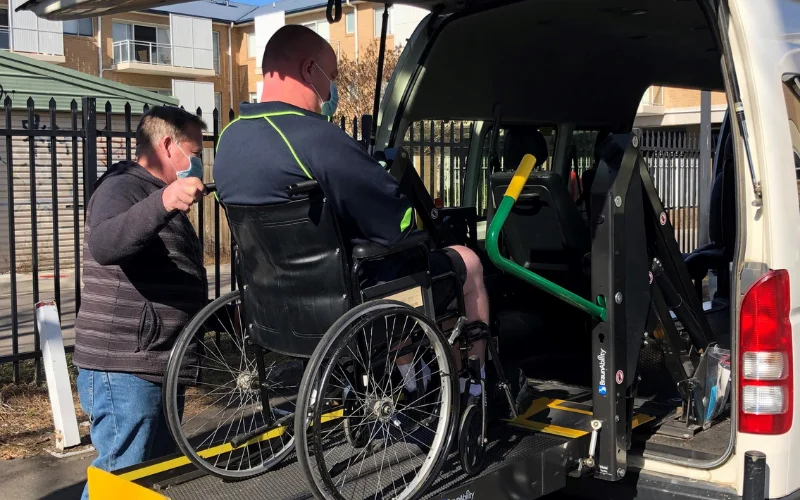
639;159;715;350
368;4;390;155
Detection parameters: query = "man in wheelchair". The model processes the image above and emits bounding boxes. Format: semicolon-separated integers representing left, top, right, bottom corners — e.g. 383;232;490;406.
213;24;491;405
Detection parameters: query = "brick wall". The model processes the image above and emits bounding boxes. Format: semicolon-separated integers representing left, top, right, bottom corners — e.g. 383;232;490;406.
232;24;259;112
357;3;395;54
62;31;100;76
663;87;727;109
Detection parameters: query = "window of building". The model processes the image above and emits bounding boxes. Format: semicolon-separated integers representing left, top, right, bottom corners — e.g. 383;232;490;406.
0;9;9;50
302;21;319;33
247;32;257;59
152;89;172;97
345;12;355;34
374;7;393;37
63;18;93;37
113;22;171;65
214;92;222;131
212;31;220;75
249;92;258;103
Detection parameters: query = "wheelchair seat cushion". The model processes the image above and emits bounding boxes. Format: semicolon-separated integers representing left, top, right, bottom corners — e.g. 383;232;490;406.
359;248;467;319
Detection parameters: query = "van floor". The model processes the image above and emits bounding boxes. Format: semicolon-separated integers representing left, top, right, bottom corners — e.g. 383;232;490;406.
519;378;731;461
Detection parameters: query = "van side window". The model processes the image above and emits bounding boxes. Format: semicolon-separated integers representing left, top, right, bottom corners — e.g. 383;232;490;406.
403;120;475;208
782;78;800;210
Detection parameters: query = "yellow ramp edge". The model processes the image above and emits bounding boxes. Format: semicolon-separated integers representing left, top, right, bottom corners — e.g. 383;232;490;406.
504;397;656;439
88;467;168;500
119;408;344;482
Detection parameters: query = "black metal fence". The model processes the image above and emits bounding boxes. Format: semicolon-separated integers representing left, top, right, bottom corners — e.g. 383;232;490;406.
0;97;712;383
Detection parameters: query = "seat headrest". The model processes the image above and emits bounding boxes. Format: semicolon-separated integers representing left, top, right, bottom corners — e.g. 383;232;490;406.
502;126;548;171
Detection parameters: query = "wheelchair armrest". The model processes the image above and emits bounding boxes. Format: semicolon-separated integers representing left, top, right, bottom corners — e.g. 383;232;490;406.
352;230;430;260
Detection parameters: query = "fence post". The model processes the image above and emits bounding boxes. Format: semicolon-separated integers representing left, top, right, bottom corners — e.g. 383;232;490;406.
82;97;98;205
698;90;712;246
361;115;372;150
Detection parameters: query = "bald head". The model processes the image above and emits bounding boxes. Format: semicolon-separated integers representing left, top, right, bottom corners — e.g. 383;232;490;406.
262;25;332;76
259;25;337;114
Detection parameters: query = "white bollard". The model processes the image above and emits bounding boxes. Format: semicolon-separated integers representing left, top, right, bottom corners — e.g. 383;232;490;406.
36;300;81;451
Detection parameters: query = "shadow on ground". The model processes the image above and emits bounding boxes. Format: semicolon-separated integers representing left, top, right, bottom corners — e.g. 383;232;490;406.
40;482;85;500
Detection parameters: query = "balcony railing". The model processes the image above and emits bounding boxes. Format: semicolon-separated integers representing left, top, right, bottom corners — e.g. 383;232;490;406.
113;39;173;66
1;26;10;50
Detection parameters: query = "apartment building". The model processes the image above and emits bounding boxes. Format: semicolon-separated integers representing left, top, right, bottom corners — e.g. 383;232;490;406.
0;0;427;130
636;86;727;131
1;0;724;131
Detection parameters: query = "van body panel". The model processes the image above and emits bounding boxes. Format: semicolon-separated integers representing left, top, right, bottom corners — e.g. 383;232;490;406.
729;0;800;497
630;455;738;488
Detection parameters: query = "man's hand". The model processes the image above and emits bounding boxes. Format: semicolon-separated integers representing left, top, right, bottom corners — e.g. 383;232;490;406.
162;178;206;213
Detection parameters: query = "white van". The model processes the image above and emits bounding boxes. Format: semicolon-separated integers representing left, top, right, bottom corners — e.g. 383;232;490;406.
371;1;800;498
28;0;800;498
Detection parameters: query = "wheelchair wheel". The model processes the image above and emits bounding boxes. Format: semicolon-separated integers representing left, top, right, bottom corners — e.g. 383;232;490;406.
458;403;486;476
164;290;299;480
295;300;459;500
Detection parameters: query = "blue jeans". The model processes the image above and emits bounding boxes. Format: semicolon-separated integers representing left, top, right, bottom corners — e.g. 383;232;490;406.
77;368;184;500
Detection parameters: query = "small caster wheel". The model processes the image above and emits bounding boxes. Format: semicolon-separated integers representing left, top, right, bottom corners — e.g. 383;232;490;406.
458;403;486;476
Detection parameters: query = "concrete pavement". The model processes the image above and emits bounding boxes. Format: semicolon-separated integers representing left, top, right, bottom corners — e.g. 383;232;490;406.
0;264;233;358
0;450;96;500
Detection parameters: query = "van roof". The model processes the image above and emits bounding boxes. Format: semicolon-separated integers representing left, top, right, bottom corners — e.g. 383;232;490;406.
404;0;722;128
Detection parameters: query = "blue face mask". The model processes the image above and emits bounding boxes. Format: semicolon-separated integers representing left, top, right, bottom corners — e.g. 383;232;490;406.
170;141;203;180
313;62;339;117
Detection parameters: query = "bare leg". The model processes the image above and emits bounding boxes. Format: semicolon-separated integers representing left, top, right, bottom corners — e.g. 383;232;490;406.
396;245;490;393
447;245;489;376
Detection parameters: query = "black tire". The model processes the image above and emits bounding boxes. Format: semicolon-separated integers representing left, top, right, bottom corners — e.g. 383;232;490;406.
164;289;297;480
458;403;486;476
295;300;459;500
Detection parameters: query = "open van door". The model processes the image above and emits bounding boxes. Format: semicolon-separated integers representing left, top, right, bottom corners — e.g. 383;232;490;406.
14;0;185;20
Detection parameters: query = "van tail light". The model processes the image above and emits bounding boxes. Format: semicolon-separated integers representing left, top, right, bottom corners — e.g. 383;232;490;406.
739;269;793;435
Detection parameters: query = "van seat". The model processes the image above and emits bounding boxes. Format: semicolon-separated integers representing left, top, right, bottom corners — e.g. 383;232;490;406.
490;126;591;286
684;133;735;300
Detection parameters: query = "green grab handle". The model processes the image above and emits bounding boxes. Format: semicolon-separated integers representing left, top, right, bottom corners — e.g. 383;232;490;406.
485;155;607;321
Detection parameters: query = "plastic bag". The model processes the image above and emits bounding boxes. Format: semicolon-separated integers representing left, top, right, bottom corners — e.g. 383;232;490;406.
699;345;732;425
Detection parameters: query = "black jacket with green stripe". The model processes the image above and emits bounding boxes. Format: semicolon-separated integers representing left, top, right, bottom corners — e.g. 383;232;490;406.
213;101;413;248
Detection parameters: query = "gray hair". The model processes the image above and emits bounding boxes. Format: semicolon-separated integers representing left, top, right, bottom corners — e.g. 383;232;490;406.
135;105;207;157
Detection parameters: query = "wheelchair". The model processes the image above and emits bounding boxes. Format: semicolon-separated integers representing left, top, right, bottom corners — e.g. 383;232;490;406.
162;169;521;498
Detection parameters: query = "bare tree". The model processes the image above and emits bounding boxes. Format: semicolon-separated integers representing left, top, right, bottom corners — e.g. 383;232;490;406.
335;40;403;120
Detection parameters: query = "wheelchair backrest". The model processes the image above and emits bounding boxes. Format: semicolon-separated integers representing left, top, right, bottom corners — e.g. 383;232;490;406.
224;194;351;357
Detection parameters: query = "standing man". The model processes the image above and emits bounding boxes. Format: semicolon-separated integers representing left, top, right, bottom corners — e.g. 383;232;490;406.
75;106;208;499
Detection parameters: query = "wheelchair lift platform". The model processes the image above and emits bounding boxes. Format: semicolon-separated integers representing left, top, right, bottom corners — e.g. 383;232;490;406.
88;385;663;500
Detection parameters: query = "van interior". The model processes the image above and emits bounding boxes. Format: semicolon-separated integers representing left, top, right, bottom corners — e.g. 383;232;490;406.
389;0;735;468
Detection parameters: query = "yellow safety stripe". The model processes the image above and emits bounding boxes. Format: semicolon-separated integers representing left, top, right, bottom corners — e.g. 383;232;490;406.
89;467;168;499
118;408;344;482
505;418;589;439
264;116;313;179
548;399;593;416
